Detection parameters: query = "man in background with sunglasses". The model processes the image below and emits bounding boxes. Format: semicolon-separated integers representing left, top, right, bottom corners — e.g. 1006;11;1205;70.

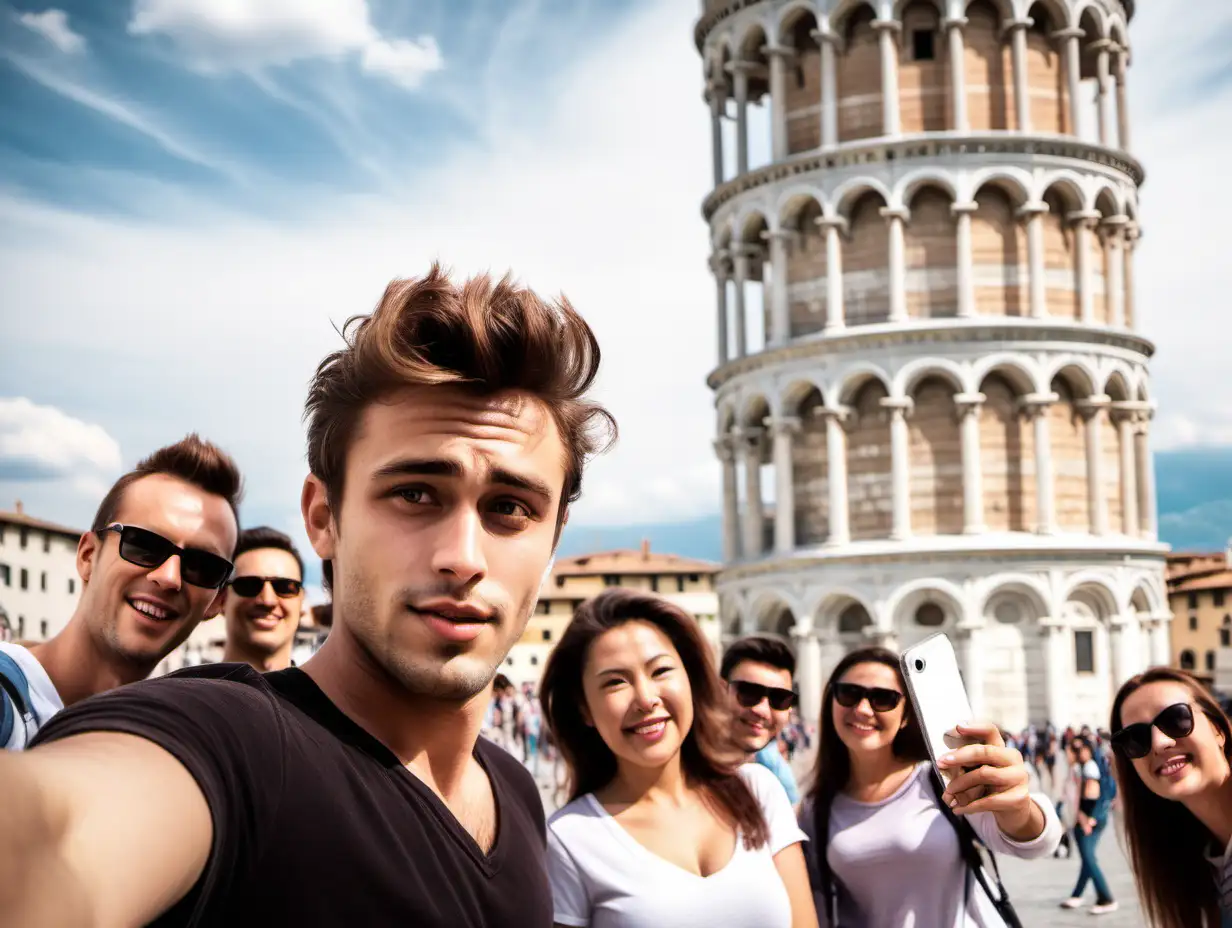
0;434;241;750
720;634;802;805
219;527;305;672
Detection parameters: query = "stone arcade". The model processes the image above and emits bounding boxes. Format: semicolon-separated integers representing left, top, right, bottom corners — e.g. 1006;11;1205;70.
694;0;1168;733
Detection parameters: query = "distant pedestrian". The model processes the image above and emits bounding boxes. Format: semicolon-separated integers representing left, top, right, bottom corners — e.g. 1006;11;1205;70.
1110;668;1232;928
1059;736;1118;914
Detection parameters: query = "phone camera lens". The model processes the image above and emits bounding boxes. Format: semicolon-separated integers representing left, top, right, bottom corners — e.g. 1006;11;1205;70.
913;658;926;673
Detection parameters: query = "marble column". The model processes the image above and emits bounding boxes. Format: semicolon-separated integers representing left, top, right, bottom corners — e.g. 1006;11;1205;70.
1093;39;1112;146
1149;617;1172;667
1115;48;1130;150
945;18;969;132
706;81;725;187
955;393;986;533
882;397;913;540
1139;412;1158;539
765;45;792;162
1007;19;1031;132
793;625;824;726
1019;202;1047;319
882;208;908;323
815;30;839;150
711;251;730;365
873;20;901;137
953;203;978;318
1110;616;1141;688
732;248;749;357
771;416;800;554
1042;619;1071;726
1053;29;1083;136
730;62;752;175
765;229;792;346
739;427;767;557
1104;218;1126;327
1069;211;1099;324
715;436;741;562
1115;405;1139;536
818;217;846;331
956;622;985;718
824;407;851;545
1076;395;1110;535
1023;394;1057;534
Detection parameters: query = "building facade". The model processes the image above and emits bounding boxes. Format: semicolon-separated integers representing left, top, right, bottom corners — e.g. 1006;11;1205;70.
0;504;82;643
503;542;721;688
1165;549;1232;691
695;0;1168;732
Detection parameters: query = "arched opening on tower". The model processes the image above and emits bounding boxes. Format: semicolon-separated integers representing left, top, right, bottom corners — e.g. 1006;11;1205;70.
841;190;891;325
907;374;964;536
736;25;773;173
970;180;1028;317
1039;180;1082;321
736;212;771;355
1103;372;1134;536
898;1;946;134
781;195;828;337
784;382;830;546
843;375;893;540
737;395;775;558
904;183;958;318
963;0;1011;131
977;368;1035;533
1049;367;1095;534
836;4;882;142
781;8;822;154
1024;2;1068;134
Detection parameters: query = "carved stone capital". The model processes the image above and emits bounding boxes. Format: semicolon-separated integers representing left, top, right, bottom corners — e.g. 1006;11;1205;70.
1066;209;1101;228
712;435;737;464
879;396;914;417
879;206;910;223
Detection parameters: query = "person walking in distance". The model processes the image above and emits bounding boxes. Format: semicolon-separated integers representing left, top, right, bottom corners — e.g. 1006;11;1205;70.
0;264;615;927
541;589;818;928
0;435;241;750
720;634;801;804
799;647;1061;927
1110;668;1232;928
1059;735;1119;914
218;527;306;672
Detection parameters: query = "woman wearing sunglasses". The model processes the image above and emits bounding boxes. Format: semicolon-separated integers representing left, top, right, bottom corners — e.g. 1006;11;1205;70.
540;589;818;928
798;647;1061;927
1109;668;1232;928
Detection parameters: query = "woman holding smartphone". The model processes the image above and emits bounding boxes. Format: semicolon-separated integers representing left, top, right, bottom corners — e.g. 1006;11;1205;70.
798;647;1061;927
540;588;817;928
1109;667;1232;928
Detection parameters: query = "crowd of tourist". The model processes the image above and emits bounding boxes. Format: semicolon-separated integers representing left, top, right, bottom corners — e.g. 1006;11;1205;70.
0;264;1227;928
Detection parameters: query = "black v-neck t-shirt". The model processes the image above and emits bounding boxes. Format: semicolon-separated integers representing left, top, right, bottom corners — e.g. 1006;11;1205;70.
32;663;553;927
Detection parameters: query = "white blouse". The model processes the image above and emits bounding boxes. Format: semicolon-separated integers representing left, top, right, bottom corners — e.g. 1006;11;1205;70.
547;763;807;928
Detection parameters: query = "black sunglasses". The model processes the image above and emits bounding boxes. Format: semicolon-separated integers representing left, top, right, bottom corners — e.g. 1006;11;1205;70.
98;523;233;590
834;682;904;713
1111;703;1195;760
730;680;797;712
229;576;303;598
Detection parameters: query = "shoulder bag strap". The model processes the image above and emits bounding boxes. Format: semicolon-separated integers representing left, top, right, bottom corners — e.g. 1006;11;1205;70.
811;796;841;927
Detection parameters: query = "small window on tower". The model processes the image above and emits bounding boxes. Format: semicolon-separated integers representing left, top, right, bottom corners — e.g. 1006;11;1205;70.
1074;630;1095;673
912;30;935;61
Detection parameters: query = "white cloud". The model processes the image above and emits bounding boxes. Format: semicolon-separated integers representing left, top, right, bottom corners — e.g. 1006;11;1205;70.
0;398;122;495
128;0;443;90
17;9;86;54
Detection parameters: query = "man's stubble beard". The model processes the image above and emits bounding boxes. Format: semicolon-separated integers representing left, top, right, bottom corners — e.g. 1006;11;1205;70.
343;571;534;703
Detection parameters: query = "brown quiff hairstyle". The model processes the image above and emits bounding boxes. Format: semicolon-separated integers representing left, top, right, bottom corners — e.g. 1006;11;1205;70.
540;588;770;850
1110;667;1232;928
305;264;616;536
90;434;243;554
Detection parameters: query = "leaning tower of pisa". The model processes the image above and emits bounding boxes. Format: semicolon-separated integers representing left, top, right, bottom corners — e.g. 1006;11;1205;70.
695;0;1169;732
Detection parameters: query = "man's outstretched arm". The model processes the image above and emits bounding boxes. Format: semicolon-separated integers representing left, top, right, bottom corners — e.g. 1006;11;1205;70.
0;732;212;928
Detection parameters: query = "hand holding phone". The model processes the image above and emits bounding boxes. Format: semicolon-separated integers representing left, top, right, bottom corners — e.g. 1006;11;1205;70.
900;633;978;786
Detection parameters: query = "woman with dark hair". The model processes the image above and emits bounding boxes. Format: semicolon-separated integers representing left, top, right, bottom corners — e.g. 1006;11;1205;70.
1109;667;1232;928
540;589;817;928
798;647;1061;926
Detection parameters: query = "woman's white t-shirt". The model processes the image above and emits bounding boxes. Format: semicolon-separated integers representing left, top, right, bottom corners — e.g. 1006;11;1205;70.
547;762;806;928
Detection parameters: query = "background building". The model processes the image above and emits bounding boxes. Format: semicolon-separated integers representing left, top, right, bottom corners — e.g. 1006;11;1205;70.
502;541;720;688
1166;547;1232;691
0;503;81;643
695;0;1168;732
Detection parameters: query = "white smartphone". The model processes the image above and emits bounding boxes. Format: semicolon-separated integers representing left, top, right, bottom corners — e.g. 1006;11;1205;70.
900;633;977;785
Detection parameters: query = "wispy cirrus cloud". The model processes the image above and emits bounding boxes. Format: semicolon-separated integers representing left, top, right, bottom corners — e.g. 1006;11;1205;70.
17;8;85;54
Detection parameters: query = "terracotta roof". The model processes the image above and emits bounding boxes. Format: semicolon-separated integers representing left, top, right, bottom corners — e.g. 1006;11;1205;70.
0;509;84;540
551;544;719;578
1166;552;1229;582
1170;570;1232;594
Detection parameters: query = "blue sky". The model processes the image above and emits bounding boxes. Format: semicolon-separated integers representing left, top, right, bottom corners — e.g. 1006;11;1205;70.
1;0;1231;591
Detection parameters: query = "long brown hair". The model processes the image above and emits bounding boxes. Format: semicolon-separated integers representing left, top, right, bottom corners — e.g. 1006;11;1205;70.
1110;668;1232;928
540;588;769;849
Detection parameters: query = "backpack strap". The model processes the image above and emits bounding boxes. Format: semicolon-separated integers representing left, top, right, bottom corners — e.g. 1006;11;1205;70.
0;651;34;747
810;794;842;927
